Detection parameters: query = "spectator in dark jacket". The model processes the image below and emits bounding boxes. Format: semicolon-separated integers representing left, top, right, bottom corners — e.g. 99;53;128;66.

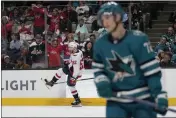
162;27;175;43
2;55;15;70
154;37;170;53
29;34;45;68
9;8;21;22
83;41;93;69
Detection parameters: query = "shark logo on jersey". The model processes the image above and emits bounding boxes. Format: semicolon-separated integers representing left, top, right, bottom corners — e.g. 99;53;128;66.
106;50;136;82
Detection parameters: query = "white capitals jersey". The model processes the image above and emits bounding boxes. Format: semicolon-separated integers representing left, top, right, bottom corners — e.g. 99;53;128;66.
68;50;84;78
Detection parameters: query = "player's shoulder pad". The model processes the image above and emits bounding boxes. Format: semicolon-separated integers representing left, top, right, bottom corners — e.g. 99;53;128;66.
131;30;149;42
94;33;109;47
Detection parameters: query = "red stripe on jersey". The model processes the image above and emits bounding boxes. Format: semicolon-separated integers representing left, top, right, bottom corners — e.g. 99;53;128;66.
55;73;61;79
77;75;82;79
71;90;77;94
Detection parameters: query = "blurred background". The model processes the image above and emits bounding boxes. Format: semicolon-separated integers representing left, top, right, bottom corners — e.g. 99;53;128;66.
1;1;176;70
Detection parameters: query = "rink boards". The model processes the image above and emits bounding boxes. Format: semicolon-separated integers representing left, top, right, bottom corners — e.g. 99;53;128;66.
2;69;176;106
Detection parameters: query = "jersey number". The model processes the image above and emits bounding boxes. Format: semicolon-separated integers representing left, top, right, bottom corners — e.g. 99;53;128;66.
144;42;153;53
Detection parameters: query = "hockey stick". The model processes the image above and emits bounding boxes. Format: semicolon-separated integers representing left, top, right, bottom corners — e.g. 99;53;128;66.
54;77;94;84
120;95;176;113
41;77;94;85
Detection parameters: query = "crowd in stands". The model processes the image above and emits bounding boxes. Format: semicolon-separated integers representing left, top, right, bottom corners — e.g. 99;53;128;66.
1;1;176;70
154;10;176;68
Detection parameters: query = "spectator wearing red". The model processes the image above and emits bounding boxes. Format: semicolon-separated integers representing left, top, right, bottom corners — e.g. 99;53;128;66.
1;16;13;40
48;39;62;68
48;8;60;33
32;2;45;35
19;22;32;35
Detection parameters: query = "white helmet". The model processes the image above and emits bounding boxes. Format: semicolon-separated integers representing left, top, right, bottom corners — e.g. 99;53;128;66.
68;42;77;52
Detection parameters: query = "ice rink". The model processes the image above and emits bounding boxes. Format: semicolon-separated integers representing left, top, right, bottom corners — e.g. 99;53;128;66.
2;106;176;117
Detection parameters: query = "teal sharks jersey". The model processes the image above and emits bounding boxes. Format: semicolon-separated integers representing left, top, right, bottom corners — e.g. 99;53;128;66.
93;30;162;102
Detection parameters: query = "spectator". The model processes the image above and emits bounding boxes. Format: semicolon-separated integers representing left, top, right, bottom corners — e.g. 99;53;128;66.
162;27;175;43
48;39;62;68
19;21;32;35
154;36;170;53
2;55;15;70
83;11;96;24
48;8;60;33
83;41;93;69
89;34;96;43
9;33;22;62
15;57;30;69
19;21;33;44
59;7;72;33
91;19;101;32
1;16;13;41
75;19;88;42
10;33;22;50
160;52;176;68
9;8;21;22
66;4;78;23
32;2;45;35
29;34;45;68
168;10;176;23
76;1;89;21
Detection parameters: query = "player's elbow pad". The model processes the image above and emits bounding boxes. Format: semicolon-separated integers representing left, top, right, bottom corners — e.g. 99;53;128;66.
94;75;112;98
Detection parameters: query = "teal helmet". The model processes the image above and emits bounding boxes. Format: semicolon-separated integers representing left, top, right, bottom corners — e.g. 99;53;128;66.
97;2;125;27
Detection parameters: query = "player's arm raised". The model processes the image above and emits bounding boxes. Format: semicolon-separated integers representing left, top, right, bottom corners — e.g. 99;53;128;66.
92;43;112;98
131;32;168;115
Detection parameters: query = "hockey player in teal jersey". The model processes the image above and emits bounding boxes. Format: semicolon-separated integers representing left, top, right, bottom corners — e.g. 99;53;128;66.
93;2;168;118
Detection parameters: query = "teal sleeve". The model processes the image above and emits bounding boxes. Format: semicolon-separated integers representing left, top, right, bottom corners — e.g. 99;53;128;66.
132;34;163;98
92;42;107;78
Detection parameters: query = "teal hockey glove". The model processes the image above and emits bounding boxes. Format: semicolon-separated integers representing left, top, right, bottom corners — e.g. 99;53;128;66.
155;91;168;115
94;75;112;98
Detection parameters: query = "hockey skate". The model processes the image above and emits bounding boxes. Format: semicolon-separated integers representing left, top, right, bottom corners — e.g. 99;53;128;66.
41;78;55;89
71;98;82;107
45;80;55;87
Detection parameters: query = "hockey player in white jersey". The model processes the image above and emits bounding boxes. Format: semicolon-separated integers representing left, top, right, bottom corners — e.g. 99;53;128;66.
45;42;84;107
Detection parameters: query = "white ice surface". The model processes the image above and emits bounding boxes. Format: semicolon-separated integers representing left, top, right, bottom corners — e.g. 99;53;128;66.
2;106;176;117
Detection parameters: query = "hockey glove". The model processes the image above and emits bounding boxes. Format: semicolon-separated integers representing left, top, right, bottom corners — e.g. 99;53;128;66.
155;91;168;115
94;75;112;98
